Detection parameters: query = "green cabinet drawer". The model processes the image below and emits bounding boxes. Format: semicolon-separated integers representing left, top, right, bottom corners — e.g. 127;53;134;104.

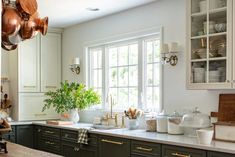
41;127;60;139
162;145;206;157
208;151;235;157
61;130;78;143
40;138;61;155
99;135;130;157
131;140;161;157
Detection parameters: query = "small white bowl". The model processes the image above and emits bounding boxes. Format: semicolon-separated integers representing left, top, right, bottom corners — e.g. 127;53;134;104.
196;129;214;145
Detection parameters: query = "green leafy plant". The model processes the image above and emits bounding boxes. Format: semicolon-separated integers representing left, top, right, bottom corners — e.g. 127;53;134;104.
42;81;101;114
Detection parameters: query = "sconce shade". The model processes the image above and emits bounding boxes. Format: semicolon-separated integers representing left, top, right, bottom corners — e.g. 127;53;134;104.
73;57;80;65
170;42;178;52
162;44;169;54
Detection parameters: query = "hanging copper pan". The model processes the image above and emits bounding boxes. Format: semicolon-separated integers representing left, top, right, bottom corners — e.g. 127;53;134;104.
16;0;38;18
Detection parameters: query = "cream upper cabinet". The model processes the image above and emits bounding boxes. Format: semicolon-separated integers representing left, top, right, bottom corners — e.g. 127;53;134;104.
186;0;233;89
18;36;40;92
41;33;61;92
233;0;235;88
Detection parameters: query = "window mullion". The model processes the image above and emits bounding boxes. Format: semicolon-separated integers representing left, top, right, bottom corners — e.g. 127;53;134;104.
138;39;144;109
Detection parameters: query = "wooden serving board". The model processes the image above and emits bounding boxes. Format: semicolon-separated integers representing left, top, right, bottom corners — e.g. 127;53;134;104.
217;94;235;122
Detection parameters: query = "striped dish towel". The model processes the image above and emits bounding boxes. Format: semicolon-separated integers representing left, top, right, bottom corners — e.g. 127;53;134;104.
77;128;88;145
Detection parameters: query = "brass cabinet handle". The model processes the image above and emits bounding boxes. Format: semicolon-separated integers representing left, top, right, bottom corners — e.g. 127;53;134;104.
74;147;80;152
34;113;47;116
136;146;153;152
23;85;36;88
45;86;57;88
101;139;123;145
45;141;55;145
45;130;55;134
172;153;191;157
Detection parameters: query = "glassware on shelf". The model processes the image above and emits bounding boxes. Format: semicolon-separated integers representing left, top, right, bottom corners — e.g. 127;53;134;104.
191;38;207;60
209;60;226;83
209;35;226;58
191;62;207;83
209;0;227;10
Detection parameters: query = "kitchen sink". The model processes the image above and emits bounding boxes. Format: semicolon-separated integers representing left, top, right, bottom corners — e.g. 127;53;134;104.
92;124;119;130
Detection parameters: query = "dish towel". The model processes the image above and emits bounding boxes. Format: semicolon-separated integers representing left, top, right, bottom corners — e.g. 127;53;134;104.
77;128;88;145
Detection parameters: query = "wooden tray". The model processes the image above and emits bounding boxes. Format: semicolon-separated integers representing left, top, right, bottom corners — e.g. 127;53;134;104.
217;94;235;122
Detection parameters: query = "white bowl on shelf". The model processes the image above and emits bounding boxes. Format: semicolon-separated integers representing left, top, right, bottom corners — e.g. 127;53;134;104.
196;129;214;145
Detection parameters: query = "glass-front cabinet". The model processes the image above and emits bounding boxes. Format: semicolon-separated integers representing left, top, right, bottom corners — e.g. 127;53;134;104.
187;0;233;89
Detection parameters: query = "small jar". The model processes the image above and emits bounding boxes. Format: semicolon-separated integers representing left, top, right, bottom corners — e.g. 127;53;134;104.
167;112;183;135
156;115;168;133
145;114;156;132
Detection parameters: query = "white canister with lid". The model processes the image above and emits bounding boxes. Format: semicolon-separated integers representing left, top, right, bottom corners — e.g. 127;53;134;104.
156;114;168;133
167;112;184;135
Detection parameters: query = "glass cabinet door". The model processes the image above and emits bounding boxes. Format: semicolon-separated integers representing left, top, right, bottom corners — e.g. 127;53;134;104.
189;0;232;88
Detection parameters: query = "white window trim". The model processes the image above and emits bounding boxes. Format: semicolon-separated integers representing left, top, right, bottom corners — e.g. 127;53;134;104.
85;26;164;112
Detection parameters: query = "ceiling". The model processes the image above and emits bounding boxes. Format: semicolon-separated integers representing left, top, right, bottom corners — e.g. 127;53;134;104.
37;0;156;28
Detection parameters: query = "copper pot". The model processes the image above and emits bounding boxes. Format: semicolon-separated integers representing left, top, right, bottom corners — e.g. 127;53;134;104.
2;4;22;36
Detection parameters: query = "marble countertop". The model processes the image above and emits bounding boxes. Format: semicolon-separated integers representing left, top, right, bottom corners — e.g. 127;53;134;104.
9;121;235;154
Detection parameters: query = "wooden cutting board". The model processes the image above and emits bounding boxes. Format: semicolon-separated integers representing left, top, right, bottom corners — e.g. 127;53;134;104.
217;94;235;122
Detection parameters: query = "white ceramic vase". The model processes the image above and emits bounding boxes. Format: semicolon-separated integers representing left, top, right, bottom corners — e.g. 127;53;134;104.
68;109;80;124
128;119;139;130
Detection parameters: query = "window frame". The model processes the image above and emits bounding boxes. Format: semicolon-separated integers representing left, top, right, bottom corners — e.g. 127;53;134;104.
86;27;163;112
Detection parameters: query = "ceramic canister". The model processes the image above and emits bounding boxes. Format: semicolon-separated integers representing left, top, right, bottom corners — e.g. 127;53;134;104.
156;115;168;133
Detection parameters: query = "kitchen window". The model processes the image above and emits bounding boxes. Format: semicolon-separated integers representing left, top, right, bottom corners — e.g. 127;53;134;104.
87;35;162;112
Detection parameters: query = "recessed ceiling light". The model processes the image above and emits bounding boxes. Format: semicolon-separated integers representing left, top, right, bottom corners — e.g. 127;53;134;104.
86;8;100;11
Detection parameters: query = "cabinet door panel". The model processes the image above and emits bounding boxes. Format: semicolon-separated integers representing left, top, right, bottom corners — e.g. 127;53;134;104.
16;125;33;148
99;136;130;157
208;151;235;157
18;36;40;92
19;93;59;121
41;32;61;92
80;148;97;157
61;142;79;157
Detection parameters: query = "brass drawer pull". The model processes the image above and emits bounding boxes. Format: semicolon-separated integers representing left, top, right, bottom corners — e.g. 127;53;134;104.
45;141;55;145
23;86;36;88
45;86;57;88
34;113;47;116
172;153;191;157
136;146;153;152
45;130;55;134
101;139;123;145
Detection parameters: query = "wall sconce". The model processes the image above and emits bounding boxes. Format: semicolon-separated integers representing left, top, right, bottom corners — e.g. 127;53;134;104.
70;57;80;75
161;42;179;66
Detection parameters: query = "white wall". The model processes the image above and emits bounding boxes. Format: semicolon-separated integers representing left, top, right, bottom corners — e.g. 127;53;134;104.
62;0;235;122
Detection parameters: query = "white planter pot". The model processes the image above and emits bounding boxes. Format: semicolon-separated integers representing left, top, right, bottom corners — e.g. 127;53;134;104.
68;109;80;123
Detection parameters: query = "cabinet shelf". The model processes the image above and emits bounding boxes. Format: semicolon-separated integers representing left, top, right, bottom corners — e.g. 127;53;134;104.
191;12;207;17
191;35;207;39
191;59;207;62
209;57;227;61
209;7;227;14
209;32;227;37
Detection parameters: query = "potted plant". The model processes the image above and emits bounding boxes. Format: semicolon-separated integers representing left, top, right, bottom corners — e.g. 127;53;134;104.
42;81;100;123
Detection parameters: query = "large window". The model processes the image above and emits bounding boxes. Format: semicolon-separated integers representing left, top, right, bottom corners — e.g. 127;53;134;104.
88;35;162;112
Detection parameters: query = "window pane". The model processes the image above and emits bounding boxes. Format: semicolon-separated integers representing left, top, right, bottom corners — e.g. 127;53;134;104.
109;48;117;67
129;66;138;86
118;67;128;86
154;40;160;62
109;88;118;107
109;68;117;87
118;46;128;66
147;64;153;86
129;44;138;65
129;88;138;107
147;41;153;63
98;69;102;88
146;87;153;109
97;50;102;68
118;88;128;109
154;87;160;108
93;70;98;87
153;63;160;86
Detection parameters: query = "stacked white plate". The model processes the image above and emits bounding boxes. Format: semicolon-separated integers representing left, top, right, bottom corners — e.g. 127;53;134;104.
209;70;220;82
194;68;205;83
218;67;226;82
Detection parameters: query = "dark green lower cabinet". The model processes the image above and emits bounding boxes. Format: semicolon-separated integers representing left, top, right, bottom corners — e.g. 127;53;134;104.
208;151;235;157
16;125;33;148
162;145;207;157
99;135;130;157
2;126;16;143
